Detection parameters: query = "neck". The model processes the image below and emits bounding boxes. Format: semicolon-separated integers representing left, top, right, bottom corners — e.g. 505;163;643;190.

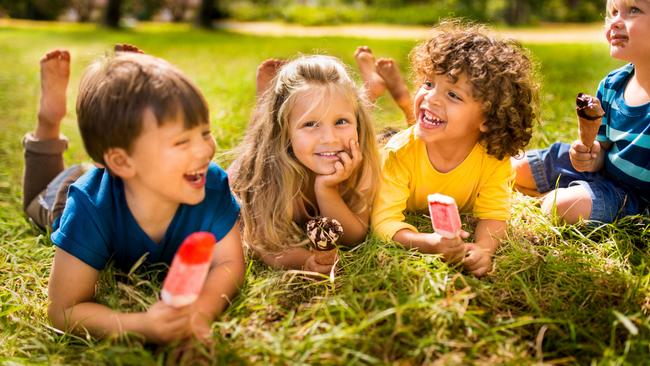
633;62;650;92
123;181;179;242
425;137;477;173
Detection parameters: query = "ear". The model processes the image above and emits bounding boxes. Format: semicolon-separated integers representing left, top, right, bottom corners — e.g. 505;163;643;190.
479;120;489;133
103;148;135;178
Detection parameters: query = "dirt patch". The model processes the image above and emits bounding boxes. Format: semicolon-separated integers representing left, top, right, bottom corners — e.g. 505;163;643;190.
217;21;606;44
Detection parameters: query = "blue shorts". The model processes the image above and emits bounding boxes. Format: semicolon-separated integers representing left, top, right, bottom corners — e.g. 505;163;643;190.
527;142;646;223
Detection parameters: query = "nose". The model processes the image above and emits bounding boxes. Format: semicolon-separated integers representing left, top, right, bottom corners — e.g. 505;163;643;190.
195;134;216;160
320;123;337;143
608;12;624;28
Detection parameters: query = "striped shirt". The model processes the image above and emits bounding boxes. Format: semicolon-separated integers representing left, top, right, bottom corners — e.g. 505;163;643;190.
596;63;650;195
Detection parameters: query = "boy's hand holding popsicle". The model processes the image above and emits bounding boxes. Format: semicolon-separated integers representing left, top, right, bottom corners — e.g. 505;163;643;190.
425;194;469;264
428;194;495;277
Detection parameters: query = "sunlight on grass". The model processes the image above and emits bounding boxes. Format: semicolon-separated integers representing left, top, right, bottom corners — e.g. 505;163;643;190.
0;22;648;365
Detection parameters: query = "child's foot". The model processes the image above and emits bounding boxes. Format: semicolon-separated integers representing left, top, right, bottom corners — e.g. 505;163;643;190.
36;49;70;140
256;59;285;98
376;58;415;126
354;46;386;102
114;43;144;54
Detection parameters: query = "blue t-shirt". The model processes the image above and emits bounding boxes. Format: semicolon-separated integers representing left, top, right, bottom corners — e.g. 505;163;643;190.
596;63;650;195
51;162;240;272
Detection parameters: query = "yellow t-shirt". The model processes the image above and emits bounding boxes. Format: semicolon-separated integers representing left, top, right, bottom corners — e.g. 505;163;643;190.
371;126;513;240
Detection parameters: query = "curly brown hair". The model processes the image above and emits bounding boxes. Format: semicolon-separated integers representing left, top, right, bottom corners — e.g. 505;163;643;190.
410;20;539;159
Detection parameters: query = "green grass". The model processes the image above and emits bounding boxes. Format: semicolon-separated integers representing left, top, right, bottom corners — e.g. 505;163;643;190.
1;22;649;365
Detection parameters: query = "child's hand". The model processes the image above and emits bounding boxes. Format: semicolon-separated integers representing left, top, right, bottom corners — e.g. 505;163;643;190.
189;311;214;344
304;253;336;274
315;139;362;190
462;243;494;277
142;301;192;344
421;231;469;264
570;139;601;172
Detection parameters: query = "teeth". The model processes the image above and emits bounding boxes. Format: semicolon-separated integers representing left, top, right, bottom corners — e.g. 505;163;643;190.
318;152;339;156
422;110;444;125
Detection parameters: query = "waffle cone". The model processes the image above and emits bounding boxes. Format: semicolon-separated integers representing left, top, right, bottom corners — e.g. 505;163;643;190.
578;118;601;149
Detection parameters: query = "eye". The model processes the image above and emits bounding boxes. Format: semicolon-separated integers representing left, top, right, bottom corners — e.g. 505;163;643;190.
611;8;619;16
630;6;642;14
335;118;350;125
448;91;463;101
423;81;434;90
202;130;213;139
174;139;190;146
302;120;317;128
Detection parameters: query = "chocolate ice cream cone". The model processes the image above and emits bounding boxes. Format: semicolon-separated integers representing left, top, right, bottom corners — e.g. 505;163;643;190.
306;216;343;267
576;93;605;150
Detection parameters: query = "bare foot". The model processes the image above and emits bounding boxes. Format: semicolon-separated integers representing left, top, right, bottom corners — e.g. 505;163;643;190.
354;46;386;102
256;58;285;99
376;58;415;126
36;49;70;140
114;43;144;54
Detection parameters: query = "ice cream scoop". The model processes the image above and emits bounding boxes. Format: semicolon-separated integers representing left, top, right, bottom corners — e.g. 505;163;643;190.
306;216;343;265
576;93;605;150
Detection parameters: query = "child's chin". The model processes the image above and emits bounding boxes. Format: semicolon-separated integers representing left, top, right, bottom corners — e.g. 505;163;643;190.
184;192;206;206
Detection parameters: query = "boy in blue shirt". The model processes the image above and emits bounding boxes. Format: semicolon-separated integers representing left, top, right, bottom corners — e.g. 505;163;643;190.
22;47;244;344
513;0;650;223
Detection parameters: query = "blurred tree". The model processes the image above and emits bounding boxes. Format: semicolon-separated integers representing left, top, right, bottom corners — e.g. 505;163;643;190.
166;0;189;21
70;0;94;21
103;0;122;27
0;0;69;20
125;0;163;20
197;0;224;28
197;0;213;27
502;0;531;24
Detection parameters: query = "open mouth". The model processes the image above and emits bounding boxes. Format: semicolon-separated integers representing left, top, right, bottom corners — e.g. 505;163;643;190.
610;34;628;45
183;170;207;188
419;109;446;129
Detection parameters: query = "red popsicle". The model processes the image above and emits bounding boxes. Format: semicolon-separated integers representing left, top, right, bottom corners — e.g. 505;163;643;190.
161;232;215;307
427;193;462;239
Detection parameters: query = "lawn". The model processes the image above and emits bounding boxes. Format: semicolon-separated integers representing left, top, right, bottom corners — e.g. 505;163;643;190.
0;22;649;365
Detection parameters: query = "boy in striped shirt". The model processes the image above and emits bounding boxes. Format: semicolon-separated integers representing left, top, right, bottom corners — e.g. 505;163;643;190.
513;0;650;223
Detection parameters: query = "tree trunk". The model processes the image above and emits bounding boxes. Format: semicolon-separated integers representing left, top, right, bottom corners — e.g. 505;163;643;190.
196;0;214;28
504;0;529;25
103;0;122;28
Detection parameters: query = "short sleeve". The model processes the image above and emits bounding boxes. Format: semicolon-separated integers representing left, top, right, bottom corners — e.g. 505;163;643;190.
472;158;513;221
50;187;111;270
204;165;241;241
596;77;610;143
371;150;417;240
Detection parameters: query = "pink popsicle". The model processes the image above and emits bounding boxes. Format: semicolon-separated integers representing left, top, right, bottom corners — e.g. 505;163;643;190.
427;193;462;239
161;232;215;307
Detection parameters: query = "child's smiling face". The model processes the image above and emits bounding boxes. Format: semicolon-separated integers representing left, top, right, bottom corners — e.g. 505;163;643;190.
124;108;216;207
288;85;359;175
412;72;486;146
606;0;650;63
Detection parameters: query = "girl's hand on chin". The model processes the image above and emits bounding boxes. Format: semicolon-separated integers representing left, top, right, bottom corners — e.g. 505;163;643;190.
315;139;361;190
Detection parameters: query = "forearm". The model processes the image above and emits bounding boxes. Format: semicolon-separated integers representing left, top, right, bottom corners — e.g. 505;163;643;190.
473;219;506;254
316;186;368;245
393;229;434;253
193;259;245;322
49;302;147;339
260;247;311;270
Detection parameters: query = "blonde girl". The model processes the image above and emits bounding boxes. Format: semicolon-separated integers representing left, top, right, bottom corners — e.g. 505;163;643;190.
231;55;381;273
